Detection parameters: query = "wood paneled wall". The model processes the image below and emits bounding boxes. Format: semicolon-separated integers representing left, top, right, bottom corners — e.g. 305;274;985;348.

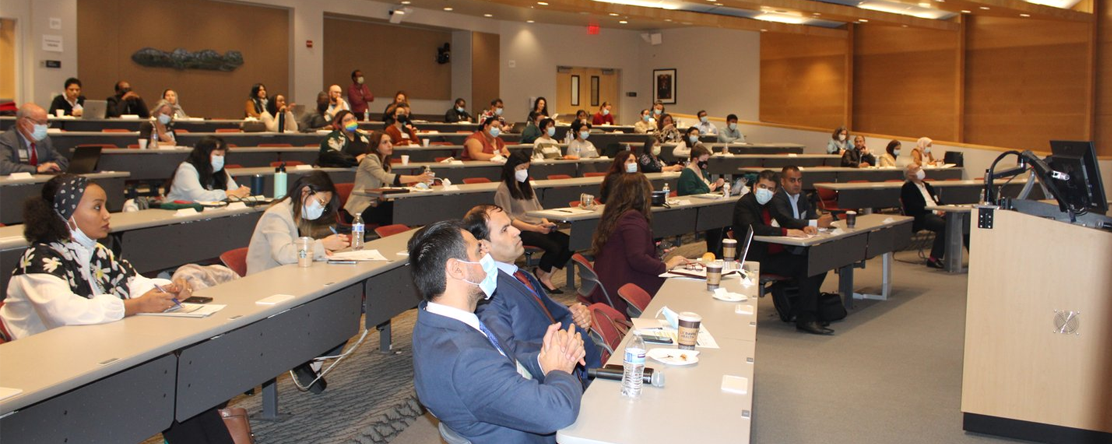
0;19;15;101
964;16;1092;151
1096;0;1111;156
853;25;961;142
77;0;289;119
471;32;500;118
322;17;452;102
760;33;849;130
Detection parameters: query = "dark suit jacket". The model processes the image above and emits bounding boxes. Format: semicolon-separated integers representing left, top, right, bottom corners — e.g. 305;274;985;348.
48;95;84;116
841;148;877;167
901;181;938;232
412;302;582;443
732;192;788;263
445;108;472;123
592;210;667;315
106;95;150;118
769;189;818;229
0;128;69;175
478;270;603;372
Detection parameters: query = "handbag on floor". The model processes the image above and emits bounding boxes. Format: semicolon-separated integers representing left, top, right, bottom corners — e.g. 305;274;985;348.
219;407;256;444
818;292;848;322
769;283;799;323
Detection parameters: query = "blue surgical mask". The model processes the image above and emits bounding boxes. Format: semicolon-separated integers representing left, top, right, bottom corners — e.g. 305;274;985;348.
460;253;498;299
31;124;48;142
728;123;737;131
489;128;501;138
643;115;650;122
653;109;662;115
302;196;325;221
625;162;637;173
602;109;609;116
546;127;555;137
755;188;774;205
158;114;172;125
495;107;503;116
211;155;225;171
700;116;708;124
894;149;901;157
457;106;465;113
580;131;590;140
689;135;699;145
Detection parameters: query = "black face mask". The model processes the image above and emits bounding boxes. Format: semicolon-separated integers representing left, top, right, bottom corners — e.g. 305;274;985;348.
117;88;131;97
396;115;409;125
698;161;709;169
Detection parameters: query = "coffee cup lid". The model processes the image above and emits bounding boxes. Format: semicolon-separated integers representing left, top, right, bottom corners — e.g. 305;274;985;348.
678;312;701;322
722;239;737;244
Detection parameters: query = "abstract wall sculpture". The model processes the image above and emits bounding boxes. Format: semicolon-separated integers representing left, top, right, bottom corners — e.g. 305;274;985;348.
131;48;244;72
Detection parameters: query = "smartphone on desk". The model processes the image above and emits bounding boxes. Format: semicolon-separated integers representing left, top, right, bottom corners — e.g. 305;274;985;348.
641;333;673;345
183;296;213;304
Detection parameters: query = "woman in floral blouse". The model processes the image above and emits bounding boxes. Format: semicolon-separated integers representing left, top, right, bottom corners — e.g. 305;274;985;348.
0;175;188;340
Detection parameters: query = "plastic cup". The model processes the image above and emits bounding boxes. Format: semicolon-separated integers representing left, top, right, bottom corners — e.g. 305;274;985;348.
297;236;313;268
401;155;410;166
422;139;430;147
55;109;65;117
845;211;857;229
706;261;723;290
138;139;148;149
677;312;702;350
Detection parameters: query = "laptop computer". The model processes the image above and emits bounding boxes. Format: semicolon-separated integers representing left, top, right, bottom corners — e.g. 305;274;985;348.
82;100;107;119
67;145;102;174
509;122;526;134
737;225;755;272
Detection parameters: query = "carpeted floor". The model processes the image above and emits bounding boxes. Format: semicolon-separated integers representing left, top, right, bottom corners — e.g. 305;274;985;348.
144;237;1030;444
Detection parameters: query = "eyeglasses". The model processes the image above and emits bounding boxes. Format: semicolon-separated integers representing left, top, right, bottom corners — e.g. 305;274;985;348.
308;192;328;207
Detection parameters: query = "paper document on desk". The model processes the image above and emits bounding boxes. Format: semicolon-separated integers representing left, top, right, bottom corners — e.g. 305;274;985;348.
631;318;720;349
546;207;594;215
136;303;226;318
690;193;724;200
329;249;388;261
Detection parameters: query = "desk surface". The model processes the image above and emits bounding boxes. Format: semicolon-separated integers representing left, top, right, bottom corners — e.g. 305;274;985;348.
558;265;760;444
0;171;129;185
529;193;738;222
0;227;415;414
356;171;683;199
815;179;1004;191
753;214;912;246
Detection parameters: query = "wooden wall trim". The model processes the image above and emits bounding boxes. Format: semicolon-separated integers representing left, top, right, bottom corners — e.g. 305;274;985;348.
956;16;967;143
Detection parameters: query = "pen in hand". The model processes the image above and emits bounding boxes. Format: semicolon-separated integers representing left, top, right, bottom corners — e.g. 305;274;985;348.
155;283;183;312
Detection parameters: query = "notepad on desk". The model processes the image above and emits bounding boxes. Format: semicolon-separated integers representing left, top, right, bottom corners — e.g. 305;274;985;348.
136;303;226;318
329;249;388;261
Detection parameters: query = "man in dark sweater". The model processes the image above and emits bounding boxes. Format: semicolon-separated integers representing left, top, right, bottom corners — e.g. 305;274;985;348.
733;169;833;335
105;80;150;118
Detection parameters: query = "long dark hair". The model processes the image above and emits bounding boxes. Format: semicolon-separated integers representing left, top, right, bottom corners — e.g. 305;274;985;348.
265;94;285;116
501;150;535;200
249;83;266;114
276;170;340;236
591;173;653;254
599;150;636;202
657;113;674;131
170;136;229;191
23;174;90;244
641;137;658;160
532;96;549;116
368;130;391;173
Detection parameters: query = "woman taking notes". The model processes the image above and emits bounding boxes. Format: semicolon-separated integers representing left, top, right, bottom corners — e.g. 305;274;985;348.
494;151;573;293
591;174;688;315
246;171;349;275
165;136;250;202
344;131;433;226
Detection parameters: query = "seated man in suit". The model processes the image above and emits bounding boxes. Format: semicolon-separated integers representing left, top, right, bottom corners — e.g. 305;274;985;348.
463;205;602;381
733;169;833;335
106;80;150;118
901;164;968;269
409;220;585;443
0;103;68;175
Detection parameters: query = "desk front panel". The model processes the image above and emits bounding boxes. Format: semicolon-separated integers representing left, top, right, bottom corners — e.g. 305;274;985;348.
364;264;422;329
0;177;125;225
115;210;263;273
807;233;869;277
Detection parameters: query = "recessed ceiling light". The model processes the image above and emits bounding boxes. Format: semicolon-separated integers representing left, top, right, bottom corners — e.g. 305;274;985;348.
484;13;493;17
918;1;930;7
619;20;628;24
664;18;672;22
444;7;453;11
1019;13;1030;17
979;6;989;9
902;24;909;27
760;29;768;32
537;1;548;4
858;18;869;22
527;20;535;23
813;12;821;15
960;9;970;13
401;0;410;4
609;12;619;16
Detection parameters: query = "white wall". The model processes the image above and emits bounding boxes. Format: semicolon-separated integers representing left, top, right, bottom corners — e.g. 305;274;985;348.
0;0;78;107
639;27;761;121
497;22;646;124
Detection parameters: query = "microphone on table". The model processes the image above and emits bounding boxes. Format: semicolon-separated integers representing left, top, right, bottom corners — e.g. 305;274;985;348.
587;366;665;388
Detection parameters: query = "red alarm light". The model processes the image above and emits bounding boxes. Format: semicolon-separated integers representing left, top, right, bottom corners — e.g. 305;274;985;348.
588;24;600;35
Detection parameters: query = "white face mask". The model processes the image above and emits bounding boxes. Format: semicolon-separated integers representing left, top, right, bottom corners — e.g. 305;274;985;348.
652;145;661;156
839;134;847;142
357;76;365;84
625;162;637;173
728;123;737;131
915;169;926;181
495;107;503;116
580;131;590;140
211;155;225;171
700;116;708;124
459;253;498;300
546;127;556;137
514;169;529;183
302;195;325;220
755;187;774;205
894;149;901;157
68;216;97;248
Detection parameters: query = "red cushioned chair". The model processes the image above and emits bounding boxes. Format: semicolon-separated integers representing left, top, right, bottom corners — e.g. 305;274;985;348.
258;143;293;147
462;177;491;184
617;283;652;319
583;172;606;178
547;174;573;180
270;160;304;167
374;224;411;238
589;303;632;364
335;183;354;208
220;247;249;278
215;128;241;133
572;253;613;310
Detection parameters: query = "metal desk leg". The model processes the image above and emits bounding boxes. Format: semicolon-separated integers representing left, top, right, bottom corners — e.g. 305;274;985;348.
566;265;576;292
256;378;291;422
839;264;855;310
378;321;392;353
944;212;965;273
853;253;892;302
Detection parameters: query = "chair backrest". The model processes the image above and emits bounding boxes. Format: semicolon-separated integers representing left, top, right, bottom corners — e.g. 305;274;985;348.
101;128;130;133
462;177;491;184
430;141;455;146
571;253;614;308
583;172;606;178
270;160;305;167
175;128;189;133
375;224;411;238
219;247;249;278
0;301;10;343
569;201;581;207
435;157;451;162
547;174;573;180
215;128;241;133
589;302;631;363
816;187;838;209
617;283;652;318
335;182;354;207
224;164;244;169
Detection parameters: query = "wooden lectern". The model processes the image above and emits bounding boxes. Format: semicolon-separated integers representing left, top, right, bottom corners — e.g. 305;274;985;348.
962;208;1112;442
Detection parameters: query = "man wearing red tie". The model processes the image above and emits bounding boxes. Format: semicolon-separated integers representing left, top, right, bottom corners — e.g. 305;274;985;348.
0;103;67;175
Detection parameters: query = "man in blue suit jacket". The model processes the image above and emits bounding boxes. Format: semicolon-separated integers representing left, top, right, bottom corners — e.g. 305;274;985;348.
463;205;603;378
409;220;585;443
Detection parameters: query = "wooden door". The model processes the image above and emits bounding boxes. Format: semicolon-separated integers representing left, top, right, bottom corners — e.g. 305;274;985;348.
556;67;620;123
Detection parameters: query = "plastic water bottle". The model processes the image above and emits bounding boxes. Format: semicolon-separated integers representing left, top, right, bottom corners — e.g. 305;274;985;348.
351;213;365;251
363;110;370;122
621;333;646;398
723;181;730;198
662;182;670;197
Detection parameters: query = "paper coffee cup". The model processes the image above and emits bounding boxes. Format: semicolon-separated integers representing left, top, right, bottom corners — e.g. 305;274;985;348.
722;239;737;261
422;139;430;147
706;261;723;290
138;139;149;149
297;236;313;268
401;155;410;165
55;109;65;117
677;312;702;350
846;211;857;229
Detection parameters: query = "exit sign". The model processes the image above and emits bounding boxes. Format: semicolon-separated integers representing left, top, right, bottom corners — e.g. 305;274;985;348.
587;24;599;35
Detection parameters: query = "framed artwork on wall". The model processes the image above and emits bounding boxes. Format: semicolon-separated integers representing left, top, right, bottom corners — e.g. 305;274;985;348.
653;68;676;105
